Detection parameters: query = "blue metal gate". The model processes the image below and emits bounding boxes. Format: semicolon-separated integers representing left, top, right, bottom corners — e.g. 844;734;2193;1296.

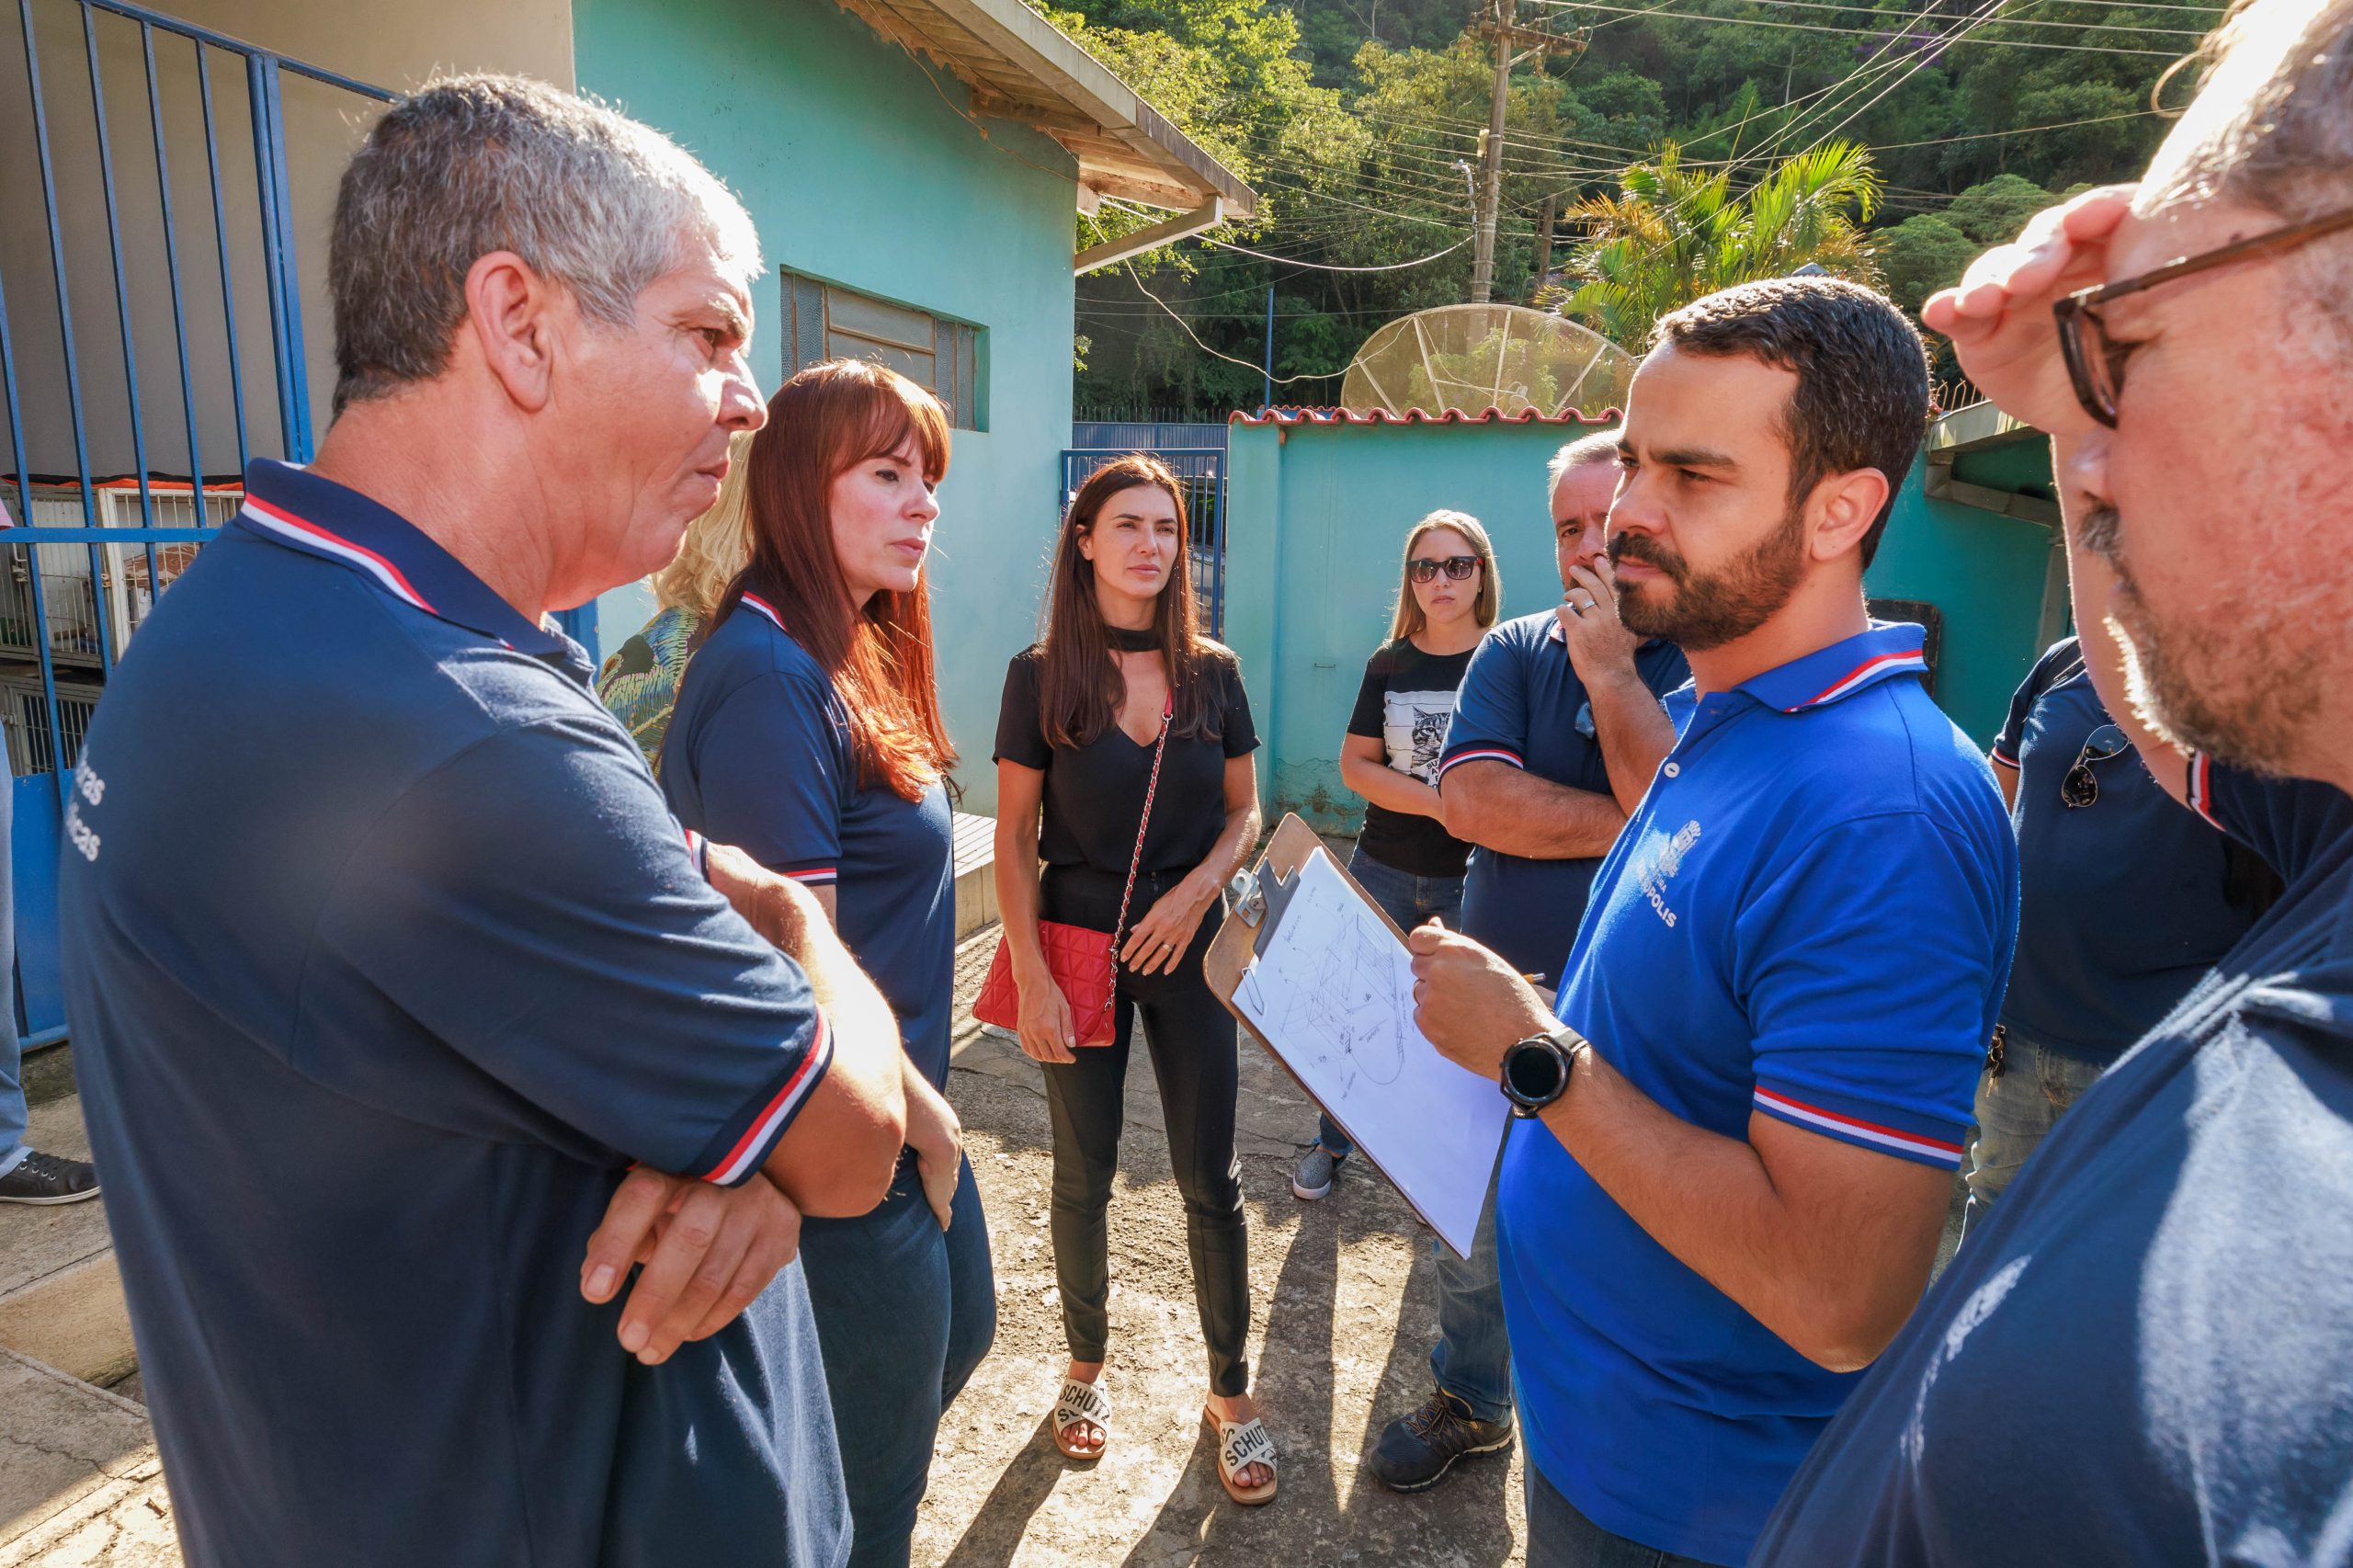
0;0;414;1043
1059;444;1229;637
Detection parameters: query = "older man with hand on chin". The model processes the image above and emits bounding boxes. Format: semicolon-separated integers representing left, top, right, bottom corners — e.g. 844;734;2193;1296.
60;77;917;1568
1409;276;2018;1568
1755;3;2353;1560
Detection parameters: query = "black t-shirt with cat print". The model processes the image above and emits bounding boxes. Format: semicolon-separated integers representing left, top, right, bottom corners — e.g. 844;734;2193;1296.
1347;637;1477;879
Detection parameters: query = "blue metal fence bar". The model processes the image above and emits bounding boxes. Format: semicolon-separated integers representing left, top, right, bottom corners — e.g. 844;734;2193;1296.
246;52;308;460
5;528;210;541
81;0;393;102
82;5;155;531
17;0;98;527
0;242;32;513
142;20;203;490
193;39;248;475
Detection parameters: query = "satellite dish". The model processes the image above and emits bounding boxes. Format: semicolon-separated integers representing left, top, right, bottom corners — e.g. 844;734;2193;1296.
1339;304;1634;420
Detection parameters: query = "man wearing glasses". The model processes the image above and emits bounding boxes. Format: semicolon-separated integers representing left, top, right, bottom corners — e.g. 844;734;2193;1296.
1755;0;2353;1559
1966;636;2279;1229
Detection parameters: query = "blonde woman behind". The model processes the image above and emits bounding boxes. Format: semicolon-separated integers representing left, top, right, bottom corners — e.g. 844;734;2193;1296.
1290;507;1502;1201
597;427;756;770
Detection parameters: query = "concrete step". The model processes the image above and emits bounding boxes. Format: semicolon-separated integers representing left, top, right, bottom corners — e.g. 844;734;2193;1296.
0;1071;168;1564
0;1087;131;1389
951;811;998;941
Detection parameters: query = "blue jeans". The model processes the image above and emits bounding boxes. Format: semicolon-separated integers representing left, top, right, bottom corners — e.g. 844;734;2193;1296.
1430;1153;1512;1424
1961;1026;2106;1238
1315;846;1464;1159
800;1150;996;1568
0;779;23;1178
1525;1463;1727;1568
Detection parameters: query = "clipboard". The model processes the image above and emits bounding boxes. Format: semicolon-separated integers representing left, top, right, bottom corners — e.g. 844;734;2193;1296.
1204;813;1508;1256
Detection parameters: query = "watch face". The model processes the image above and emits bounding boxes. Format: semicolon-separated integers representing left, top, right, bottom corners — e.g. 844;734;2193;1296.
1506;1041;1566;1103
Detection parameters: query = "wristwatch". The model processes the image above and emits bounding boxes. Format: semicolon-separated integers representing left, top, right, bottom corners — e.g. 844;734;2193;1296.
1500;1025;1582;1118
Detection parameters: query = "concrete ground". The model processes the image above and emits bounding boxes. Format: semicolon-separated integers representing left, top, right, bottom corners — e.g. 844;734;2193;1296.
1;924;1969;1565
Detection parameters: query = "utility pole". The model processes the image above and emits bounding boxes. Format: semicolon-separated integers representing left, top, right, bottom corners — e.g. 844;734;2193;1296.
1532;190;1558;304
1261;285;1275;410
1467;2;1586;304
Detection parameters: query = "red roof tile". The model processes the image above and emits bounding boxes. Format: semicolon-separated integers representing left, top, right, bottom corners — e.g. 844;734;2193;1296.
1228;405;1622;427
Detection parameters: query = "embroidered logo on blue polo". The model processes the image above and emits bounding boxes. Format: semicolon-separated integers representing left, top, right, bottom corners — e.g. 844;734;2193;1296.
1638;819;1702;927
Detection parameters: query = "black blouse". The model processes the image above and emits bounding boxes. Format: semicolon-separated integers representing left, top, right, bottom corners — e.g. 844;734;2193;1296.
993;643;1258;882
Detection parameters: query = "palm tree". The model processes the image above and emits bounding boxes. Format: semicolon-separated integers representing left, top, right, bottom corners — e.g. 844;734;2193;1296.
1547;141;1884;347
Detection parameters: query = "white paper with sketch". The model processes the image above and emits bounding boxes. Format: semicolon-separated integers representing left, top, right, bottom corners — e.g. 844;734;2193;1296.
1232;847;1509;1256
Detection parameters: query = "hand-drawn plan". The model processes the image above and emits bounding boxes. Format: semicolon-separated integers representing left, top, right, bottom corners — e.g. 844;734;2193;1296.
1233;848;1508;1256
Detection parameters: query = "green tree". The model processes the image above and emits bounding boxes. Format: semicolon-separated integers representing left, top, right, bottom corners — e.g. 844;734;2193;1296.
1552;141;1883;347
1945;174;2052;246
1878;213;1978;317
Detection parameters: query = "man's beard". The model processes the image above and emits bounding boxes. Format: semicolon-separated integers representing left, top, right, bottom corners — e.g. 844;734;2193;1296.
1609;505;1808;653
2083;502;2320;775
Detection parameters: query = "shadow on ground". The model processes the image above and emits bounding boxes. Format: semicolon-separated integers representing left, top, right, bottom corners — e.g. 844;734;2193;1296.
917;931;1526;1567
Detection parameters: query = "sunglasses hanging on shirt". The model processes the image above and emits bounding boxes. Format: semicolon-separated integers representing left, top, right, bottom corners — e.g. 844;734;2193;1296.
2061;722;2130;809
1409;555;1480;584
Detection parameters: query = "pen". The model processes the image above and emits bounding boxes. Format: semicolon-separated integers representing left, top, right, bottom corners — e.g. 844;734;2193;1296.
1522;972;1548;985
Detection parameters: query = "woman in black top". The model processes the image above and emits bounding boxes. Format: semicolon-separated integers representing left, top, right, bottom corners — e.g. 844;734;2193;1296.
992;454;1276;1505
1290;509;1500;1203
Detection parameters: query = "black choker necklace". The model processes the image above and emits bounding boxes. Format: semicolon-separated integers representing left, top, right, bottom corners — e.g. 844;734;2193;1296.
1106;625;1162;653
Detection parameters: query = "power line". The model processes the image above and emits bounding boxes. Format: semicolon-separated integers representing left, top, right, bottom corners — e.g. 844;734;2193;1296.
1721;0;1993;171
1522;0;2180;54
1867;107;2163;147
1105;197;1476;271
1116;258;1350;383
1792;0;2022;158
1556;0;2210;38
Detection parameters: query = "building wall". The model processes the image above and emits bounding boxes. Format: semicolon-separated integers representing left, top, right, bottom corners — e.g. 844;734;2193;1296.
0;0;571;483
1872;443;2061;746
1222;417;1616;830
574;0;1079;814
1226;418;2058;835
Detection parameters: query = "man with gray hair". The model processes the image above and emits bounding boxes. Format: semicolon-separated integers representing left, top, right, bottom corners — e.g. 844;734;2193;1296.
1359;429;1688;1494
60;75;913;1566
1755;1;2353;1558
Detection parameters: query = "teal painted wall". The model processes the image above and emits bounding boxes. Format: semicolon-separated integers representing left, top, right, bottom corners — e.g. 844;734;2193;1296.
1226;420;2059;832
1223;418;1617;830
1868;442;2060;746
574;0;1079;812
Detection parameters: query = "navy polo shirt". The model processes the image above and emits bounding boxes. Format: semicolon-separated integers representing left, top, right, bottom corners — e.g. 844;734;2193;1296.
1437;612;1691;977
59;460;849;1568
1498;624;2017;1566
1755;756;2353;1566
1993;638;2267;1063
662;593;957;1088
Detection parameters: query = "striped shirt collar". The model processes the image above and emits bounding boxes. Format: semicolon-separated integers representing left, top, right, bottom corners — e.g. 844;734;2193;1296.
1735;622;1930;714
233;460;568;657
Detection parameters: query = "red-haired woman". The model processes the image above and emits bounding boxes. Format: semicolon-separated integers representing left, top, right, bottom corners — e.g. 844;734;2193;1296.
992;456;1277;1505
664;360;994;1568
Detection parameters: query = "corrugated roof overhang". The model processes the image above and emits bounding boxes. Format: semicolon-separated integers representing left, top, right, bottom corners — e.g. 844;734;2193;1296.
831;0;1257;219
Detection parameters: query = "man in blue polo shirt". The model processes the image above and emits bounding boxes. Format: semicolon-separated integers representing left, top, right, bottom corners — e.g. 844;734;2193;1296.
1410;277;2016;1567
60;77;911;1568
1757;8;2353;1555
1363;431;1688;1494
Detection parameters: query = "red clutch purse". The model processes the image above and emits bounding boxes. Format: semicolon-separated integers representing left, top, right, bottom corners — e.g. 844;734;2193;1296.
972;918;1120;1045
973;695;1172;1049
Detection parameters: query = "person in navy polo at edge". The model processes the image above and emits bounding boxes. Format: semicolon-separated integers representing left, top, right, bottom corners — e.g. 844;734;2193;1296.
1756;7;2353;1557
57;77;912;1568
1407;277;2016;1568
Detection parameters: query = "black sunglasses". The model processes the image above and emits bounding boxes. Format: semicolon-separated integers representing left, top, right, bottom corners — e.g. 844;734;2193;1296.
2053;205;2353;428
2061;723;2130;809
1409;555;1481;584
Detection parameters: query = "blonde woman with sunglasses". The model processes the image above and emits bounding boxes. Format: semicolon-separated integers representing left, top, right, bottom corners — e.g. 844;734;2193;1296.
1290;509;1502;1201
